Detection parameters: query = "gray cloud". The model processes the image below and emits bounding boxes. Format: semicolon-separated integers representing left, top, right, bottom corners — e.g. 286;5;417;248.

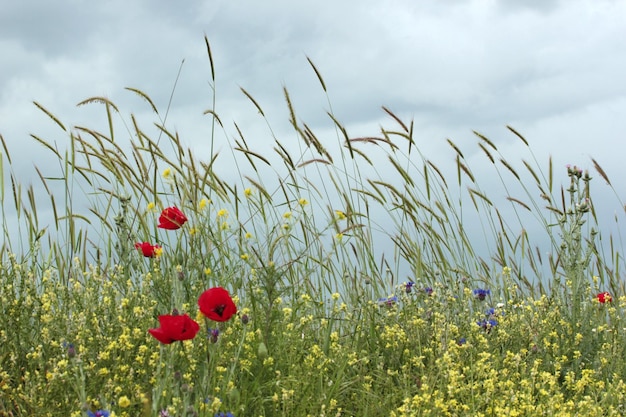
1;0;625;279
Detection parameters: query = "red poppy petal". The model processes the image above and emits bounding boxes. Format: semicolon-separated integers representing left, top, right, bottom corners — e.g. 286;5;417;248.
158;314;200;341
158;207;188;230
158;216;179;230
178;316;200;340
198;287;237;322
149;327;174;344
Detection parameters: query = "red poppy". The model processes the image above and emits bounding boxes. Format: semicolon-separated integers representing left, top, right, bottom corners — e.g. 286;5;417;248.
596;292;613;303
158;206;188;230
198;287;237;322
148;314;200;344
135;242;162;257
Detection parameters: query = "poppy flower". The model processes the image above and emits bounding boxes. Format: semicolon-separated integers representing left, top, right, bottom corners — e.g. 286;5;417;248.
198;287;237;322
596;292;613;303
135;242;162;257
158;206;188;230
148;314;200;344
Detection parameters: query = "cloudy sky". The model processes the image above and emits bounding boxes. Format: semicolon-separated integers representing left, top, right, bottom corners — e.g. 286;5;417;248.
1;0;625;277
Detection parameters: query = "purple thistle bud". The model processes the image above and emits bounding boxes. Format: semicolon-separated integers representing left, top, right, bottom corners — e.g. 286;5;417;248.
208;328;220;343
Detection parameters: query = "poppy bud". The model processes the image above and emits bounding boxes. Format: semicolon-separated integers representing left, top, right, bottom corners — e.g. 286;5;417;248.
228;387;241;403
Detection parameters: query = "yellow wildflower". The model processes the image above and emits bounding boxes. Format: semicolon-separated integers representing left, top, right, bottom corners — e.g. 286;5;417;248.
198;198;210;210
118;395;131;408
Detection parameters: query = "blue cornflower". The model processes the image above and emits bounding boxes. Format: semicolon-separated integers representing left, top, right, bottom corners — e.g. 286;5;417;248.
215;413;235;417
486;307;495;316
457;337;467;346
87;411;110;417
477;319;498;331
404;281;415;293
423;287;433;296
208;328;220;343
66;342;77;358
473;288;490;301
377;296;398;307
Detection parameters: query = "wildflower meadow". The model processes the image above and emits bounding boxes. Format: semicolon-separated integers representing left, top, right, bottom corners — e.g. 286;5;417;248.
2;37;626;416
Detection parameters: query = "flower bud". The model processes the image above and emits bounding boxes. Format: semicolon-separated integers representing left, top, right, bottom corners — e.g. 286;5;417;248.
67;343;76;359
228;387;241;403
257;342;268;360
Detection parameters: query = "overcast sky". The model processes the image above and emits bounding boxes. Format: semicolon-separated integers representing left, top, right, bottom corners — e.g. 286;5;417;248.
1;0;625;279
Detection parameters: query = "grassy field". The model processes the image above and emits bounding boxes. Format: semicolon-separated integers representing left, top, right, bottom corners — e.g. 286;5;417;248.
1;38;625;416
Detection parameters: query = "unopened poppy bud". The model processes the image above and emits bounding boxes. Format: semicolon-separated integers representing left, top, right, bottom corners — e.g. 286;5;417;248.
241;314;249;325
257;342;268;360
228;387;241;403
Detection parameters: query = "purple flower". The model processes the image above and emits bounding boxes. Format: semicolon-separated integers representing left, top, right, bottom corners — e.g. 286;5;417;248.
66;342;76;358
423;287;433;296
377;296;398;307
208;328;220;343
473;289;490;301
87;411;110;417
215;413;235;417
477;319;498;331
404;281;415;293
